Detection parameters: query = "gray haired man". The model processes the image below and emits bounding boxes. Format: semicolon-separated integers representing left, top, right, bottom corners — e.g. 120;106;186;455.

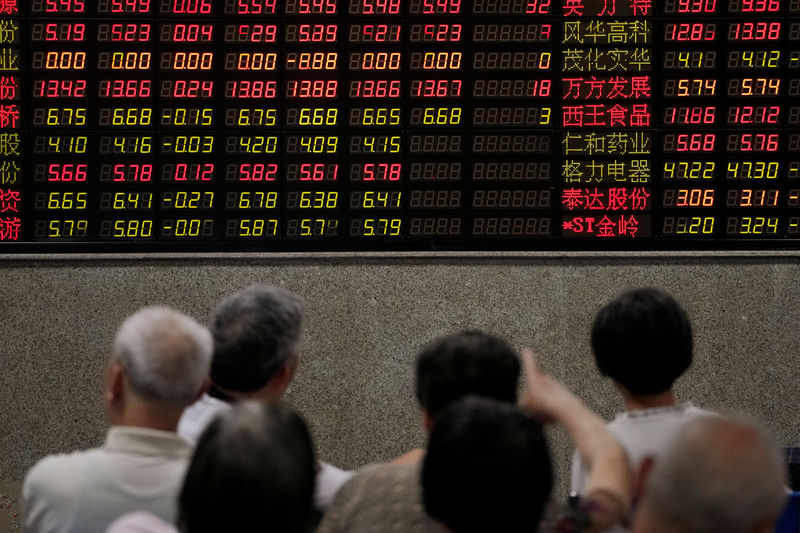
631;415;788;533
178;284;353;510
23;307;213;533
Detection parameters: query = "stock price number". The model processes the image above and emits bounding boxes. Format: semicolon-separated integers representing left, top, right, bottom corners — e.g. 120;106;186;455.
350;218;402;236
226;219;279;237
350;191;402;209
726;216;779;235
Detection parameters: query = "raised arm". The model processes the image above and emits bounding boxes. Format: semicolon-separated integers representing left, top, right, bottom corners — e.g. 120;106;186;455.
519;349;632;530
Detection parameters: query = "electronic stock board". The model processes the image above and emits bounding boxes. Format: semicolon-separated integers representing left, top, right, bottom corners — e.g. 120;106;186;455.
2;0;800;250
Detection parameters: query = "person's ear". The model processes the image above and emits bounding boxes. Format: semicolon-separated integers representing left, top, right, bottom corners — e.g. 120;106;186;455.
422;410;434;434
105;361;126;406
191;378;210;404
268;356;298;399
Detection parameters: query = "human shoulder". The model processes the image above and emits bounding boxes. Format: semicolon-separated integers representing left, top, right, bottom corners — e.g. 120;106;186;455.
24;446;100;495
608;403;711;431
23;446;104;531
339;461;418;498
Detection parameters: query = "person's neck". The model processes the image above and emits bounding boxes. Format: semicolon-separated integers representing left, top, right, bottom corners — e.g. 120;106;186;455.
109;401;182;432
621;388;678;412
212;382;278;403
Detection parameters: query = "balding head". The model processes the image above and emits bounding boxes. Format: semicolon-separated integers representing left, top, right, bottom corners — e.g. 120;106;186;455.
112;306;213;408
637;415;787;533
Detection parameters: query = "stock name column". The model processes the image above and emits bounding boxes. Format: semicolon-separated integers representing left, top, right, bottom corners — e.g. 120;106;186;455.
0;1;20;243
560;0;653;240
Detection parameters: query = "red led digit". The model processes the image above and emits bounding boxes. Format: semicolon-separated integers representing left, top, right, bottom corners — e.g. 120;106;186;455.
171;80;214;98
299;164;337;181
296;24;337;42
422;0;461;13
738;0;779;12
360;25;402;42
227;80;277;99
676;0;716;12
174;163;214;181
421;24;462;42
44;23;85;41
113;164;152;182
666;23;716;41
48;163;87;182
292;0;337;14
239;163;278;181
109;0;150;12
171;24;213;42
411;79;462;97
525;0;549;13
728;106;780;125
362;163;401;181
237;0;277;13
171;0;212;13
362;0;401;14
34;79;88;98
350;80;402;98
100;80;152;98
45;0;85;12
109;24;152;42
287;80;338;98
729;22;780;40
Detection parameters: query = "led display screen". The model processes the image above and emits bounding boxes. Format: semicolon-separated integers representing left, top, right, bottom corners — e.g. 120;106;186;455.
2;0;800;250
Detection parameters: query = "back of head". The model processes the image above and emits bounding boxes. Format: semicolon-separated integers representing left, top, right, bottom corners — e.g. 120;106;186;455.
591;288;693;395
210;284;304;393
178;401;317;533
643;415;787;533
113;306;212;407
422;396;552;533
415;330;520;420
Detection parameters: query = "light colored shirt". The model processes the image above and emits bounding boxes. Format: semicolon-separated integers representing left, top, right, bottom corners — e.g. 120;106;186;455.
177;393;354;510
570;403;711;533
105;512;177;533
317;461;444;533
23;427;192;533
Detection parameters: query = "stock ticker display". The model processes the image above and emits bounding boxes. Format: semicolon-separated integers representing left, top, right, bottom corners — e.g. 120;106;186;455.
2;0;800;251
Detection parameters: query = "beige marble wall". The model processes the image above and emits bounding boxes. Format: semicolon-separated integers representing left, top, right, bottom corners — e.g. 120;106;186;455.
1;252;799;529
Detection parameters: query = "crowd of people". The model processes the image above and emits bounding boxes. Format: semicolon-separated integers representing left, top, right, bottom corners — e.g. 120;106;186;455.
20;285;791;533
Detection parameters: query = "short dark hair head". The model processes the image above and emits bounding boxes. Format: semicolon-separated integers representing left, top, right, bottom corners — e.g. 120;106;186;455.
210;284;304;393
422;396;553;533
415;330;520;420
178;401;316;533
591;288;693;396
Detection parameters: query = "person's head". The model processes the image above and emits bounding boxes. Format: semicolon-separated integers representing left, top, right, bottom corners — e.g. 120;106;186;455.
422;396;552;533
592;288;693;397
415;330;520;431
633;415;788;533
107;306;212;427
210;284;304;401
178;401;316;533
